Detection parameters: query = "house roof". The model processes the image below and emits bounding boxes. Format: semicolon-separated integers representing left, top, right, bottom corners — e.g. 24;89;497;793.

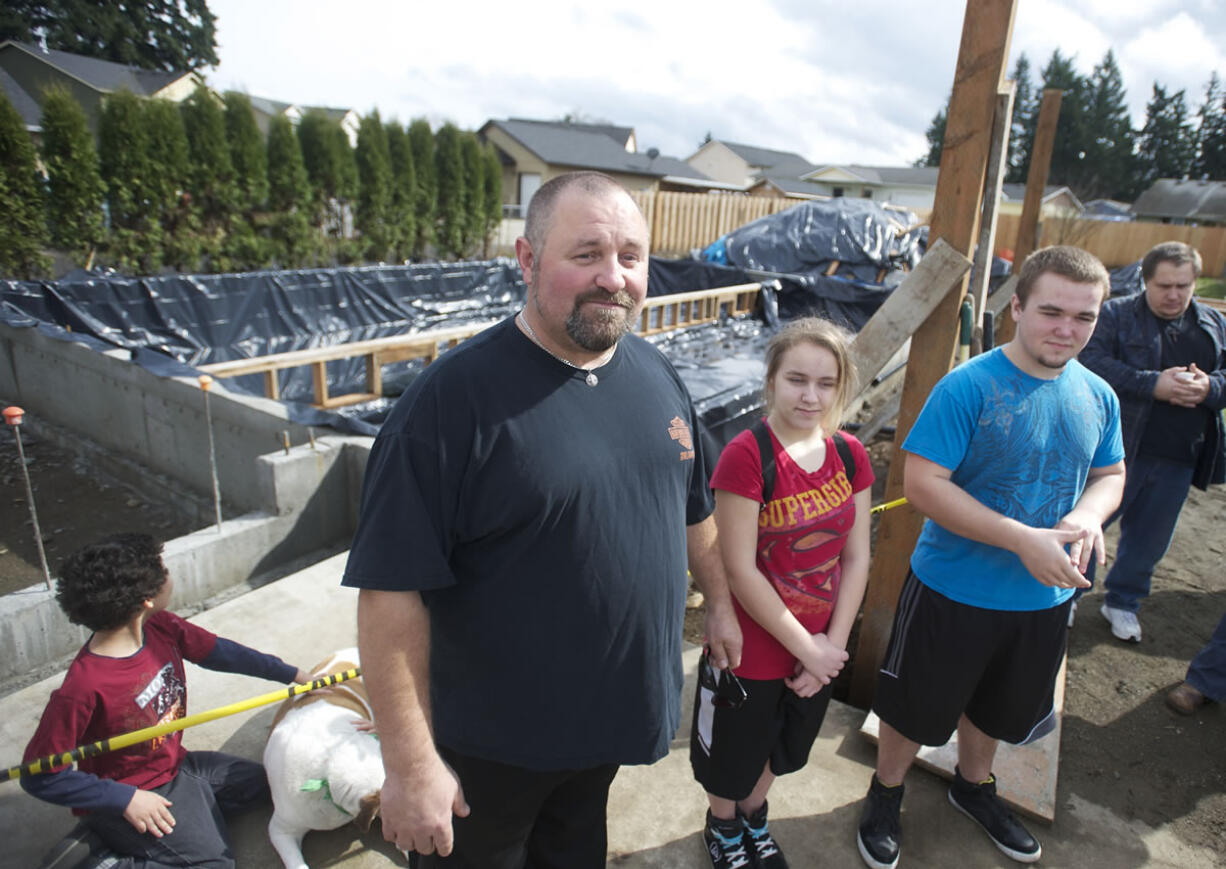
0;66;42;130
1000;183;1076;203
807;164;940;186
0;40;190;96
1131;179;1226;222
247;95;294;116
750;175;831;198
482;118;709;180
717;141;817;178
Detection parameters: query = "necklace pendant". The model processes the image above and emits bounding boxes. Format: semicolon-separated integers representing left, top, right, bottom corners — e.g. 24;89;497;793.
585;372;599;387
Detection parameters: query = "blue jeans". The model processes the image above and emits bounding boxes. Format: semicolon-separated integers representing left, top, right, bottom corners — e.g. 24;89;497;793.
1187;611;1226;702
1085;454;1194;614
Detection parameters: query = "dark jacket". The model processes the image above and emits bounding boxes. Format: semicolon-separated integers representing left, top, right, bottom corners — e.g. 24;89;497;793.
1080;292;1226;490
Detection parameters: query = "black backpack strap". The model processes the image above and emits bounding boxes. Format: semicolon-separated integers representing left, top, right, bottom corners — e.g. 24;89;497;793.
755;424;855;505
832;431;856;482
751;419;776;506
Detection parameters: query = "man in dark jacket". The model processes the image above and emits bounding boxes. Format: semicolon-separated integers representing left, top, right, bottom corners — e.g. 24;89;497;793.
1080;242;1226;642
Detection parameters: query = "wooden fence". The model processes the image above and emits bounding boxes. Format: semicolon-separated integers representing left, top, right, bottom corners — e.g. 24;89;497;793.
995;213;1226;275
622;189;1226;277
630;191;796;256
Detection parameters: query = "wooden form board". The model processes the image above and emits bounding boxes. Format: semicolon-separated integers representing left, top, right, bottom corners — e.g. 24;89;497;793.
851;0;1019;707
200;282;765;409
848;238;972;398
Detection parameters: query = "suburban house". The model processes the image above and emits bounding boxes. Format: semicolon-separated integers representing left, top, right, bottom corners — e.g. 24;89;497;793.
998;183;1084;218
0;39;201;140
479;117;728;218
687;139;817;188
800;165;940;210
1131;179;1226;226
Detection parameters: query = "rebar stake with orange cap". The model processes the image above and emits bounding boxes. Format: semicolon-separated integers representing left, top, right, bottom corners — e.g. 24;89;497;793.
4;406;52;590
197;376;223;532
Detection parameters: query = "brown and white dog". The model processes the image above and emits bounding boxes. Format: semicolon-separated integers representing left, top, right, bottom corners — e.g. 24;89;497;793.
264;648;384;869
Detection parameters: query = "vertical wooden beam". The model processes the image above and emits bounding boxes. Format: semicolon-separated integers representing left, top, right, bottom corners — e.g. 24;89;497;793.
998;88;1063;344
970;83;1016;353
850;0;1018;708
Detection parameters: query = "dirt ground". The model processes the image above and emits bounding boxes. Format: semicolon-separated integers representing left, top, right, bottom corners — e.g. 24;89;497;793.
685;433;1225;856
0;426;198;595
5;424;1223;855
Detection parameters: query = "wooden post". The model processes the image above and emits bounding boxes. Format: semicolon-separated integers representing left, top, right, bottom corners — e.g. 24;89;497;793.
997;88;1063;344
970;83;1016;353
850;0;1018;708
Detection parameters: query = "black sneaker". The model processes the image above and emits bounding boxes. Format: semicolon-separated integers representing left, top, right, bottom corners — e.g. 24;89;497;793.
857;775;902;869
740;800;788;868
38;823;120;869
703;810;756;869
948;767;1042;863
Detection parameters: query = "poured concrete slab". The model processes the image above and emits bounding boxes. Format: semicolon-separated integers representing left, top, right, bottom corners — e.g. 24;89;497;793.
859;657;1067;821
4;557;1210;868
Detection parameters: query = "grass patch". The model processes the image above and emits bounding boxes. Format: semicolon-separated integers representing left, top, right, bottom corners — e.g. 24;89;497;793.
1197;276;1225;299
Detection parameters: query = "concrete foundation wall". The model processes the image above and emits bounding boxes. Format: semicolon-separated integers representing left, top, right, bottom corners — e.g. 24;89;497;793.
0;321;381;690
0;322;317;513
0;435;373;690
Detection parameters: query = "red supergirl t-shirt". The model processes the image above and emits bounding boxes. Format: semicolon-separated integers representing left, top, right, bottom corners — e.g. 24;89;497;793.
24;610;218;802
711;424;874;679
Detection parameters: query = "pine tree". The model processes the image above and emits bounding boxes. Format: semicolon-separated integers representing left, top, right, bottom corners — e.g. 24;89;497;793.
919;101;947;167
224;92;268;212
180;85;237;267
4;0;219;71
266;114;313;267
39;85;104;262
385;121;416;262
460;131;485;256
482;143;503;257
1193;72;1226;180
1083;50;1135;200
98;90;161;273
1136;83;1196;189
1037;49;1095;199
355;109;393;262
144;97;201;270
0;89;48;277
1007;53;1036;182
434;123;466;260
298;110;357;261
408;118;436;258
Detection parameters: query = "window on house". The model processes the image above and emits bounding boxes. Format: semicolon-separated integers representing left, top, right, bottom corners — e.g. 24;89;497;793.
832;186;845;198
862;189;873;199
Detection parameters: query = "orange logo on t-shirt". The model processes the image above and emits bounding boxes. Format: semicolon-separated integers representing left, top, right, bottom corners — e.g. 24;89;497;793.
668;416;695;461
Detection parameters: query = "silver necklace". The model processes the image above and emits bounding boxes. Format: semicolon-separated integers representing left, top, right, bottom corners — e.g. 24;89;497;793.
517;312;602;387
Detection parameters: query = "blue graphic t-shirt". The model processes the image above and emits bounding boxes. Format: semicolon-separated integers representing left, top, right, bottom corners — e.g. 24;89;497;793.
903;348;1124;611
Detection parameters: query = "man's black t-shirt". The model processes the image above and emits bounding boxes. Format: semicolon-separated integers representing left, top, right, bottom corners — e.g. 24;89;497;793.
343;317;713;769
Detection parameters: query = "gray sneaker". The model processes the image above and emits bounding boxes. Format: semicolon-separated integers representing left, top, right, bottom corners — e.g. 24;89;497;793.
1100;603;1141;642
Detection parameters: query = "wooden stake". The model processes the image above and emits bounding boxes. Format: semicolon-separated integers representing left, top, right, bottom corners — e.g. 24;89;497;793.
970;83;1016;354
851;0;1019;708
998;88;1063;345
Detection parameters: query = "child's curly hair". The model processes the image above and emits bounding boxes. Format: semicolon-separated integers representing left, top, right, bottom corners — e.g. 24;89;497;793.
56;533;168;632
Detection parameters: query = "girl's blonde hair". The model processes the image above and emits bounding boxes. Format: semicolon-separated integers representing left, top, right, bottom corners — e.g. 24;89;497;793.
763;317;857;434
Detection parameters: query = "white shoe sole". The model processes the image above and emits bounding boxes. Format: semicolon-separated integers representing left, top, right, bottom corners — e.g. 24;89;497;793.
948;790;1042;863
857;832;899;869
1100;604;1141;642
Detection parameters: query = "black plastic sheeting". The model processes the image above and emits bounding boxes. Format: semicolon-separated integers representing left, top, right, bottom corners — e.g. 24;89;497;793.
701;199;928;334
1;258;779;441
2;201;936;448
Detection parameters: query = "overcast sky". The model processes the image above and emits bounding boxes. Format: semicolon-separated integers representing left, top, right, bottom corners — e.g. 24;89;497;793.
204;0;1226;167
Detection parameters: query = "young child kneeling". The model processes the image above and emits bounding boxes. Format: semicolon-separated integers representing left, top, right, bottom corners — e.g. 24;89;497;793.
21;533;309;868
692;319;875;868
